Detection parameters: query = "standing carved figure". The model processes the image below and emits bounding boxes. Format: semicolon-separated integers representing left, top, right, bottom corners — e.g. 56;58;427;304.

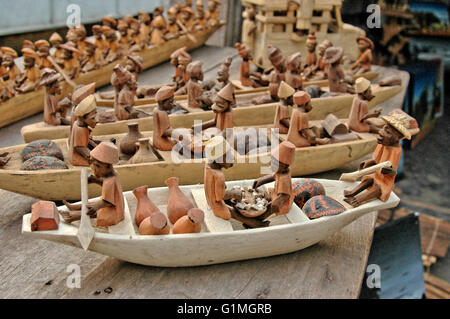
241;5;257;52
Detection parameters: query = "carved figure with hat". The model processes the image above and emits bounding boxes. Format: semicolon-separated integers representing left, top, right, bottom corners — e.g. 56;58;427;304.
286;52;303;91
274;81;295;135
59;41;80;79
344;112;420;207
235;42;260;88
34;40;52;69
125;55;143;82
287;91;329;148
116;69;151;121
207;0;221;26
351;36;374;75
0;47;20;92
150;15;167;46
166;6;181;39
15;48;41;93
195;0;208;31
80;38;103;73
102;26;121;64
138;11;152;47
92;25;109;59
49;32;64;65
324;46;354;94
40;68;71;126
62;141;125;227
102;15;117;28
153;86;179;151
186;61;212;109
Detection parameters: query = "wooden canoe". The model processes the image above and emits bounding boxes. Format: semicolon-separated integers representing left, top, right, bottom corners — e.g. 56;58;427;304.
21;84;402;143
21;177;400;267
0;23;224;128
94;71;379;107
3;123;377;200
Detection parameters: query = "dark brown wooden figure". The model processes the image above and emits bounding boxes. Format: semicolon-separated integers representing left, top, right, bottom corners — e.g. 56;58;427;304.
180;6;196;31
60;42;80;79
173;208;204;234
138;11;152;47
302;32;317;79
68;94;98;167
0;47;19;99
285;52;303;91
207;0;221;27
102;26;121;64
70;82;96;132
80;38;102;73
15;48;41;93
186;61;210;109
312;39;333;80
324;46;354;94
118;19;131;52
153;86;177;151
287;91;329;147
128;18;144;51
40;69;70;126
170;46;192;92
49;32;64;65
35;40;52;69
274;81;295;135
92;25;109;59
344;114;419;207
252;141;295;222
116;70;150;120
150;15;167;46
242;4;257;52
195;0;208;31
167;6;181;39
235;42;260;88
62;142;125;227
352;36;374;76
126;55;143;81
74;25;88;61
212;56;233;96
204;135;234;220
348;77;383;134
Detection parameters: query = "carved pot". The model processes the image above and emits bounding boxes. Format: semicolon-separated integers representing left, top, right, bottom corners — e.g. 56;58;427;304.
139;212;170;235
120;122;144;155
129;138;159;164
165;176;194;224
172;208;204;234
133;185;162;227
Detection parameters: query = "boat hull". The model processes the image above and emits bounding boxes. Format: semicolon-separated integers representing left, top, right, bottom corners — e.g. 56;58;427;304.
22;178;400;267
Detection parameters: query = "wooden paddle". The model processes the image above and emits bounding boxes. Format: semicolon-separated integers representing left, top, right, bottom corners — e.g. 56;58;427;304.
77;167;95;250
48;56;77;88
339;161;393;182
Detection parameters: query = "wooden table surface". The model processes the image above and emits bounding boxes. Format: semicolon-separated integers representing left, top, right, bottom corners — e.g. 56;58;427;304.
0;46;409;299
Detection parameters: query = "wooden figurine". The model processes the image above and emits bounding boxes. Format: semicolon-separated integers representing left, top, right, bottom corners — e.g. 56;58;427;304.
116;70;150;120
312;39;333;80
92;25;109;59
166;6;181;39
60;42;80;79
173;208;204;234
117;19;131;52
40;68;70;126
235;42;259;88
351;36;374;76
180;6;196;32
49;32;64;65
68;94;98;167
204;135;234;220
34;40;53;69
62;141;125;227
195;0;208;31
74;25;88;62
285;52;303;91
22;39;35;50
101;15;118;28
186;61;211;109
344;113;419;207
103;26;121;64
303;32;317;78
348;77;383;134
287;91;329;147
170;47;192;93
15;48;41;93
241;4;257;52
252;141;296;221
153;86;177;151
138;11;152;47
70;83;96;131
128;18;144;51
212;56;233;93
125;55;143;81
166;176;195;224
207;0;221;27
0;47;19;96
324;46;354;94
150;15;167;46
80;38;101;73
274;81;295;134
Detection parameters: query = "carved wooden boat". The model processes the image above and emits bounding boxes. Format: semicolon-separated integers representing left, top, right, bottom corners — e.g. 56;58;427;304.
3;123;377;200
21;177;400;267
94;71;379;107
21;84;402;143
0;23;224;128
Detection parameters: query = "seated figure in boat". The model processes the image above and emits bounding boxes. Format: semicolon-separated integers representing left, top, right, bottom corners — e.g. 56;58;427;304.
92;25;109;60
101;15;117;29
348;77;383;134
180;6;196;32
344;113;419;207
274;81;295;135
34;40;53;69
62;142;125;227
117;19;131;53
49;32;64;66
74;25;88;62
15;48;41;93
116;70;151;121
351;36;374;76
40;68;71;126
0;47;19;100
303;32;317;79
60;42;80;79
195;0;208;31
285;52;303;91
103;26;122;64
80;38;102;73
125;55;143;81
286;91;330;147
138;11;151;47
235;42;260;88
150;15;167;46
128;18;144;52
252;141;296;220
153;86;178;151
311;39;333;80
186;61;212;110
68;94;99;167
207;0;221;27
252;45;286;105
324;46;355;95
166;6;181;40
